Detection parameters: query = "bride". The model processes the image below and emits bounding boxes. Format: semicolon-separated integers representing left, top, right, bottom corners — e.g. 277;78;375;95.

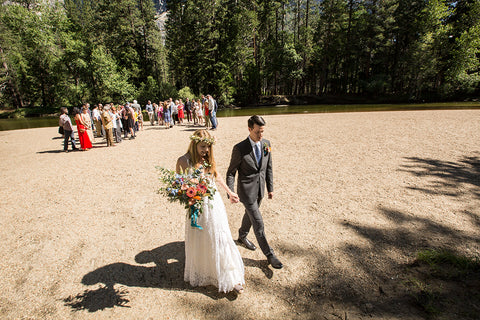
176;129;245;294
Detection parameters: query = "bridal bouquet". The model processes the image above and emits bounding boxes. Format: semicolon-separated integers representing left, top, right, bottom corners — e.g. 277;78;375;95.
157;166;215;230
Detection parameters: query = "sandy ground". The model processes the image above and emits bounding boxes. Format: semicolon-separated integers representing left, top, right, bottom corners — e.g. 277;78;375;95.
0;110;479;320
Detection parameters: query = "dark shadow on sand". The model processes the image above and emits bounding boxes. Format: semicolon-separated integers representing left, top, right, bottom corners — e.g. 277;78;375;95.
37;149;68;154
64;241;239;312
399;154;480;199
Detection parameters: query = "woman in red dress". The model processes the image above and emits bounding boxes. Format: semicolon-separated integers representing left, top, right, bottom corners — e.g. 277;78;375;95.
178;99;185;125
73;107;92;150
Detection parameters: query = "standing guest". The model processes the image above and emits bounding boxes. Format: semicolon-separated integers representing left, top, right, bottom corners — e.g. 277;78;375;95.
59;107;78;152
185;98;192;123
111;105;122;143
132;100;141;113
192;100;198;125
178;99;185;125
99;104;106;136
138;108;144;131
85;103;94;131
134;108;139;132
73;107;92;151
146;100;154;126
120;105;129;139
152;103;157;125
81;105;95;144
169;98;177;126
127;103;136;138
208;94;218;130
124;101;131;133
163;100;172;129
156;103;164;126
101;105;114;146
195;99;203;125
92;105;103;138
203;100;210;129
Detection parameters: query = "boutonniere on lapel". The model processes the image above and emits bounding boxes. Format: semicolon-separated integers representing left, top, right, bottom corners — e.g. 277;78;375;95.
263;142;271;156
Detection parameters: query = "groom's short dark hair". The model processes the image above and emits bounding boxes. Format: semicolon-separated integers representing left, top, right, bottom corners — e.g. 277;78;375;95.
248;115;266;128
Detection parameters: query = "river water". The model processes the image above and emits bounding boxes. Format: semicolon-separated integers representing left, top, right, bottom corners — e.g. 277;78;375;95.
1;102;479;131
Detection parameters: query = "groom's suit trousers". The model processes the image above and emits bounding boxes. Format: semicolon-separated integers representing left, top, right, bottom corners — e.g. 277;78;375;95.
239;198;273;256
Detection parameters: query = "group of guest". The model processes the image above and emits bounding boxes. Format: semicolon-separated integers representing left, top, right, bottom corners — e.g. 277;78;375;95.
59;96;218;152
145;95;218;130
59;100;145;152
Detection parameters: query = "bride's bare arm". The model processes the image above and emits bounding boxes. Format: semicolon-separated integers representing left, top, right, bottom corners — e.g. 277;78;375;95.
176;155;189;173
215;170;239;203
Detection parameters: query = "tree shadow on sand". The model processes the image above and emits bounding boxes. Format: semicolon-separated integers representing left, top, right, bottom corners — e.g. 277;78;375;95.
260;154;480;319
267;205;480;319
399;153;480;199
64;241;242;312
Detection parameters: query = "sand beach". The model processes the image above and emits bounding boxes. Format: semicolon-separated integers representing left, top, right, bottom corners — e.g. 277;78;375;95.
0;110;479;319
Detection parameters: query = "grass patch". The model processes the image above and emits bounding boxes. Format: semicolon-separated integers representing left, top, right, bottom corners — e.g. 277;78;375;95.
417;249;480;279
403;249;480;319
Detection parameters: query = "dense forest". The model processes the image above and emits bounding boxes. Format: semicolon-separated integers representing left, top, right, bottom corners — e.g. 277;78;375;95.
1;0;479;108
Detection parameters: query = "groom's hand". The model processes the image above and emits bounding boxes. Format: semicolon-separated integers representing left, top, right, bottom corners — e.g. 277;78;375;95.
268;192;273;199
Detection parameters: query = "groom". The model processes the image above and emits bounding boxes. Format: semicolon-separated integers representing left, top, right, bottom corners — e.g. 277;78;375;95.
226;115;283;269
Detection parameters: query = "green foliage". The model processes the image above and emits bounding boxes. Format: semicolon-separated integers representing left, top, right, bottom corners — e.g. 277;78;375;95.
158;81;177;101
1;0;479;108
177;87;195;101
91;46;136;102
1;0;168;108
138;76;160;104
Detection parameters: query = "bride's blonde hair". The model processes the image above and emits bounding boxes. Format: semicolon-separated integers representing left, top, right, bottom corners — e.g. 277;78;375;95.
187;129;217;177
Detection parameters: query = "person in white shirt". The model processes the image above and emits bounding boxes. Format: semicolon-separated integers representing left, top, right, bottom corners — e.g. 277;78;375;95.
170;98;177;126
208;95;218;130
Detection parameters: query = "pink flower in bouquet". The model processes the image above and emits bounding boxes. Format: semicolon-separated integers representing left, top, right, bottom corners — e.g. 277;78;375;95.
197;184;208;194
190;178;199;184
181;184;188;191
186;187;197;198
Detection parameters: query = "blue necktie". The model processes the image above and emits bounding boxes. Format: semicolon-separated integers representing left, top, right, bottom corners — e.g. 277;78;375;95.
254;144;261;165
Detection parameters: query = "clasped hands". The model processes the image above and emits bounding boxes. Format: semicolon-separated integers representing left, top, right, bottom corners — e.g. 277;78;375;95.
229;192;240;204
229;191;274;203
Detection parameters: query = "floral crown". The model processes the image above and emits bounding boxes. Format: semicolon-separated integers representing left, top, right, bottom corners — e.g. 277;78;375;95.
189;135;216;145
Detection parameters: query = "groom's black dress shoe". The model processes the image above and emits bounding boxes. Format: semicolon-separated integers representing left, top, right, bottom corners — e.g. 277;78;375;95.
267;254;283;269
238;237;256;251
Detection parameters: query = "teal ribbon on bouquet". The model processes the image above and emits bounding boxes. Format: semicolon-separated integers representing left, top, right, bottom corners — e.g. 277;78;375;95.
190;205;203;230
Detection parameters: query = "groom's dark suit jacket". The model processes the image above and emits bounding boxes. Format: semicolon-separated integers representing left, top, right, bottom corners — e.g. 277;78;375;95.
226;138;273;204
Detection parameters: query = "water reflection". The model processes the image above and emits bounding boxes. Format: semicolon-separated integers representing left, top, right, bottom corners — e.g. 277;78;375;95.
217;102;480;117
0;117;60;131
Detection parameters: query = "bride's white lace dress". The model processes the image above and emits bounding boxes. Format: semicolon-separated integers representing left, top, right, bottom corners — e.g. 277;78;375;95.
184;180;245;293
